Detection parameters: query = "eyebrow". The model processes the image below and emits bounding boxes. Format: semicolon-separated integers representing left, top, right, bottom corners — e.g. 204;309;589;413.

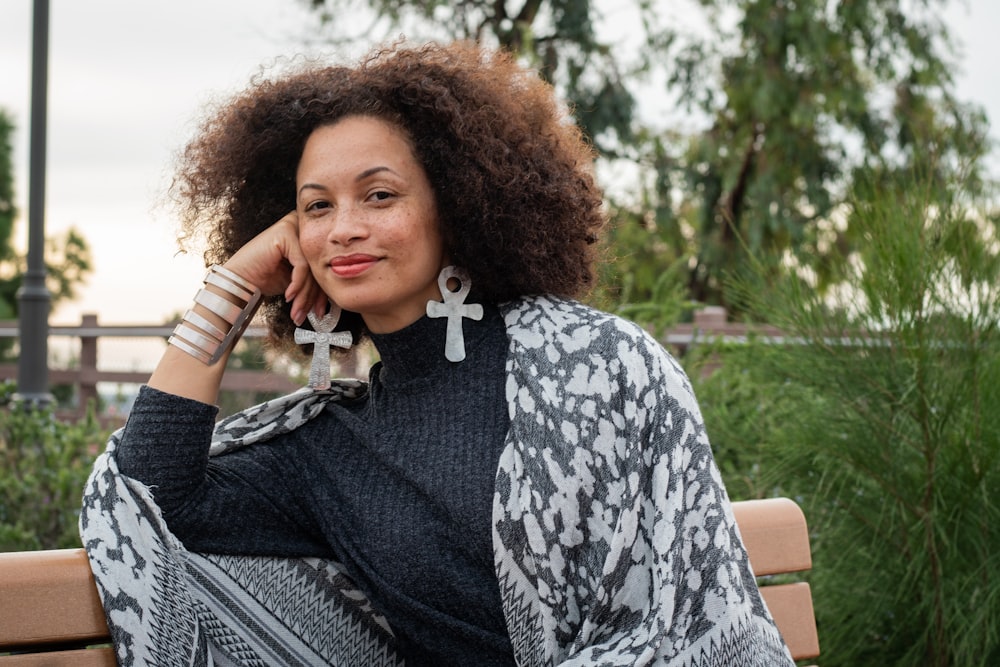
356;166;396;181
297;166;399;197
298;183;326;197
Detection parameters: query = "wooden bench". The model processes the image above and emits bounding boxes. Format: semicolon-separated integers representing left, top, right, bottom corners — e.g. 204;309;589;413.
733;497;820;663
0;497;819;665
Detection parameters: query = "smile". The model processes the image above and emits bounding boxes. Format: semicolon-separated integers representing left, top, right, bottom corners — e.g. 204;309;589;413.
329;254;379;278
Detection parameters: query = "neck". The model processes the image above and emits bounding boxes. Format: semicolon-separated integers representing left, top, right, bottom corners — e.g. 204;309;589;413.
361;301;435;334
368;303;501;386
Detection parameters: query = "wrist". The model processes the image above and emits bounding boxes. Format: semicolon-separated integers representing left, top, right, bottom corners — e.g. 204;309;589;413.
168;265;263;365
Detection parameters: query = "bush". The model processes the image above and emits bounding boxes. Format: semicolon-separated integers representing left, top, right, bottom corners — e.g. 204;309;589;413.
722;174;1000;665
0;381;111;550
688;340;823;501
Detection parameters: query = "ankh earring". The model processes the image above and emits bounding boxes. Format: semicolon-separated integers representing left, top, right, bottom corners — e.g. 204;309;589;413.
426;266;483;362
294;302;353;390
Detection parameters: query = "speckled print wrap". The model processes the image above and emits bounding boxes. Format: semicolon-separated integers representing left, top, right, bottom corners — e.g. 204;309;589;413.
494;296;793;665
80;296;793;666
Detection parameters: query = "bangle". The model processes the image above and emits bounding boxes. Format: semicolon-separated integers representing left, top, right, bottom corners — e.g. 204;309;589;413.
168;264;263;365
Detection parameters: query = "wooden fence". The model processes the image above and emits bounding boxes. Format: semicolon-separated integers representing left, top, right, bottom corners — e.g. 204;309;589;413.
0;308;781;424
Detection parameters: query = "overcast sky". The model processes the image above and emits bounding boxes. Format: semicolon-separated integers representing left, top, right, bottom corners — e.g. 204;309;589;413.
1;0;998;325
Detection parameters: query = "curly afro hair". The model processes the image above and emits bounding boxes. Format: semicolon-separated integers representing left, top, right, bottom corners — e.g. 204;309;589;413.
170;41;607;345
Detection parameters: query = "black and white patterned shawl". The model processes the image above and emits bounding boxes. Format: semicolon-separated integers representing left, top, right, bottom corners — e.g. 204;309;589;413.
80;296;794;666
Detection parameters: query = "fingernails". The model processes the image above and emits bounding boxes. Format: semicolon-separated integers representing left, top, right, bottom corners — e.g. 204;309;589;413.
291;308;305;326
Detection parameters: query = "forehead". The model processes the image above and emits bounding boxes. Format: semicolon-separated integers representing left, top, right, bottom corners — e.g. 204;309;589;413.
300;116;415;166
295;115;434;200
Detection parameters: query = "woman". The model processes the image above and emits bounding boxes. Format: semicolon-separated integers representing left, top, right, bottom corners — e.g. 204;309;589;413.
81;42;794;666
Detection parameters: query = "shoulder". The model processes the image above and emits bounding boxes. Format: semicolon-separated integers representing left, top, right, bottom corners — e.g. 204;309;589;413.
500;295;651;351
500;295;690;390
498;296;701;429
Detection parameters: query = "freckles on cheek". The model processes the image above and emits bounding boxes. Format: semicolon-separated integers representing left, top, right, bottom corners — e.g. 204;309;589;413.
298;228;321;253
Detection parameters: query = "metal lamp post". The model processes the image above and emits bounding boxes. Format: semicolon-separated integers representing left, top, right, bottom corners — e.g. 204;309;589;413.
16;0;53;406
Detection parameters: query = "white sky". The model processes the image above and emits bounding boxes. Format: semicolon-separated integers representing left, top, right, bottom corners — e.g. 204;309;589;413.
0;0;998;326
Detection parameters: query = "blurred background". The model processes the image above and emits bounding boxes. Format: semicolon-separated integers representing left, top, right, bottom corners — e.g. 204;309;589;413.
2;3;1000;663
1;0;996;326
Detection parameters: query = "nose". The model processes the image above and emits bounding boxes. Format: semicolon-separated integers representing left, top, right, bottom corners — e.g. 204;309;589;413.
326;206;370;246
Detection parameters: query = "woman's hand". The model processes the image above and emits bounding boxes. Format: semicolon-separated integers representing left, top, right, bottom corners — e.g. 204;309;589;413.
223;212;327;326
148;212;325;404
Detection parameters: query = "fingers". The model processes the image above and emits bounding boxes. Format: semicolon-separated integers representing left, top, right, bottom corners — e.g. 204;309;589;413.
281;225;320;326
276;213;339;320
312;290;329;318
289;282;328;328
227;212;316;326
226;211;333;327
286;264;319;326
227;213;299;292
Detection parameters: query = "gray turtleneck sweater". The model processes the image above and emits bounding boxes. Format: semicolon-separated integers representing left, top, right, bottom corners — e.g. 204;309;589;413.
116;304;515;666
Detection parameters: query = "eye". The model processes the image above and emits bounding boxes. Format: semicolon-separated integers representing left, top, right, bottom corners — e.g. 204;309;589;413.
304;200;331;213
368;190;395;204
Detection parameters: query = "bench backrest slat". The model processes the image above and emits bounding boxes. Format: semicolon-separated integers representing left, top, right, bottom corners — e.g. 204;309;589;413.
733;497;820;661
761;581;820;660
732;497;812;575
0;647;116;667
0;549;109;651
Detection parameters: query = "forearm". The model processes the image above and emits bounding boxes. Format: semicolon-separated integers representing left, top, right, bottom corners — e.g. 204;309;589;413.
148;262;261;405
116;385;219;514
113;216;330;553
148;213;326;405
147;344;229;405
116;385;329;556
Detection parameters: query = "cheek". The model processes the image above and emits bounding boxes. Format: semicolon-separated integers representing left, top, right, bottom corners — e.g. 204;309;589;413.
297;226;324;260
377;216;423;250
405;207;444;255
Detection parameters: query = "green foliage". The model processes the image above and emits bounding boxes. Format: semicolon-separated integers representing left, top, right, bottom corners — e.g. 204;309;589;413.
0;110;17;326
674;0;990;308
0;381;110;550
0;226;94;327
689;340;822;501
591;194;695;331
608;255;691;335
301;0;993;317
717;172;1000;665
0;111;15;268
0;109;94;358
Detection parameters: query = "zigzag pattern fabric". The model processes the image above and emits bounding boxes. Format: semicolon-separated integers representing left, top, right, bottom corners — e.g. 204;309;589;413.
79;295;794;666
80;384;401;667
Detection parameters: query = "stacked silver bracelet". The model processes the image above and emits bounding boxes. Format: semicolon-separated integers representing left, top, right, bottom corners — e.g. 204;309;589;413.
168;264;263;365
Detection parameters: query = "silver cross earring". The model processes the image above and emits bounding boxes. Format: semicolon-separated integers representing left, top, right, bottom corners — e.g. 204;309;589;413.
294;303;353;390
426;266;483;362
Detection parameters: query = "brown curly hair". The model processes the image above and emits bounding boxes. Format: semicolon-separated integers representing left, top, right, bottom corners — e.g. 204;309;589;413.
171;41;606;344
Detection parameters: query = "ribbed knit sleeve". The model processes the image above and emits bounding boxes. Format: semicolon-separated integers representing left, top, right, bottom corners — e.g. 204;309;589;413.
115;385;330;557
116;385;219;515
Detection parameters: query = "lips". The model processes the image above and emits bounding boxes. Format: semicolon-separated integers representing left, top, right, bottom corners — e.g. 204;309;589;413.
329;254;379;278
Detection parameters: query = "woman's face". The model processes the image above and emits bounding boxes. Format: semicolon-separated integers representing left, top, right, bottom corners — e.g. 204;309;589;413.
296;115;447;333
